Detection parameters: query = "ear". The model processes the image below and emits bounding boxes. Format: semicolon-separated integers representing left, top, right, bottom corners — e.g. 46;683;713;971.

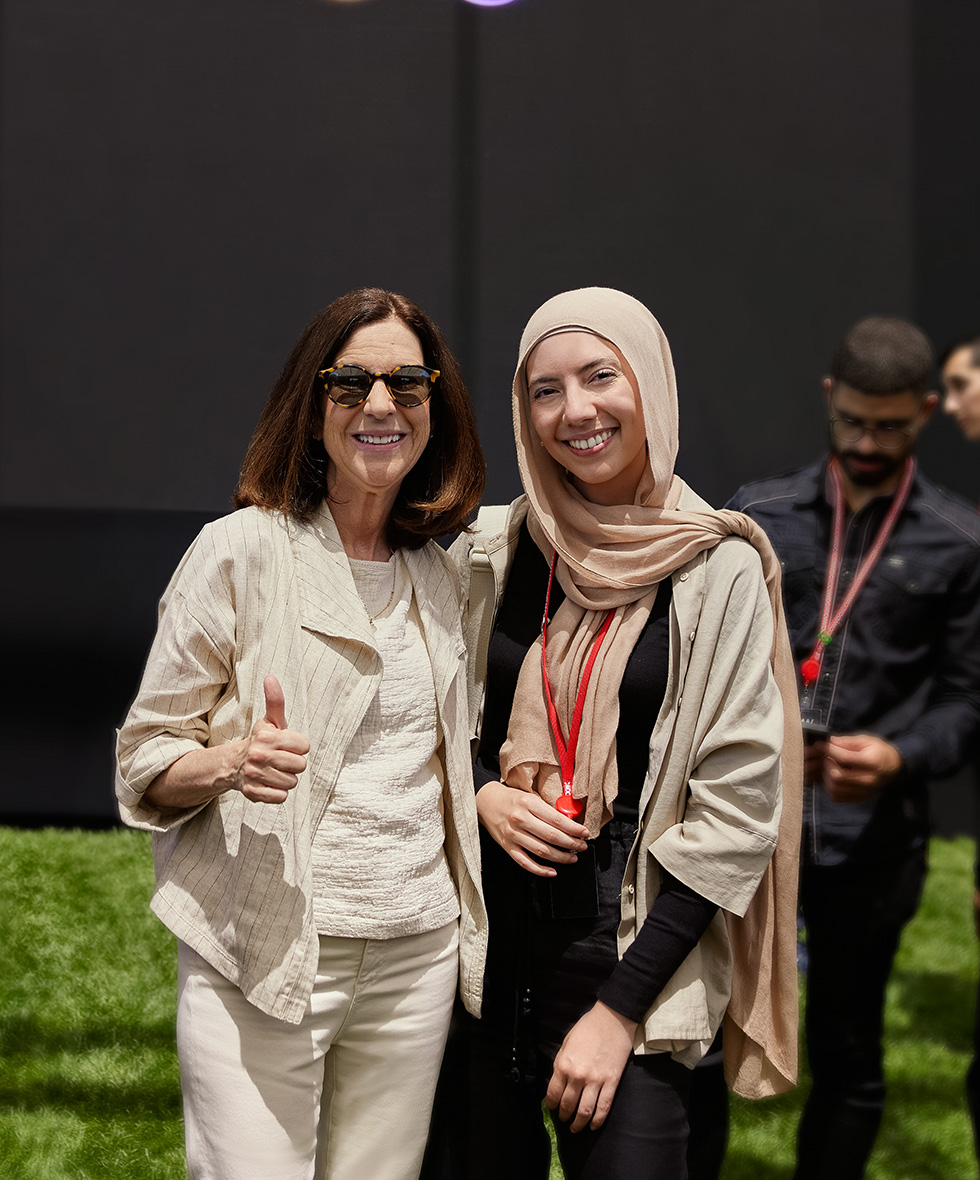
822;376;834;405
920;391;940;423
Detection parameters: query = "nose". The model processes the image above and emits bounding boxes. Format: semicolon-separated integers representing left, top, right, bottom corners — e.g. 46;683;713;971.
563;381;598;424
854;427;879;454
943;390;959;416
363;375;396;417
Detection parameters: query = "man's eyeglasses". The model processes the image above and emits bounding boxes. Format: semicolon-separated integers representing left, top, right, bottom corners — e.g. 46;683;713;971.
317;364;439;408
829;405;922;451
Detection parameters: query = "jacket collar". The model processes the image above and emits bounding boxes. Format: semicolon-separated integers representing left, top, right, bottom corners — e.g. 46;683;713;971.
290;501;375;643
290;501;463;696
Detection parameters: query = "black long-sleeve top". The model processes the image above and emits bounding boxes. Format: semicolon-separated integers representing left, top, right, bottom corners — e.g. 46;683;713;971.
475;525;718;1022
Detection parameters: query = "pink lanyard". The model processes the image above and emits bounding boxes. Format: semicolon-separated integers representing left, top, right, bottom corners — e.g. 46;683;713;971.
800;456;915;686
541;551;615;819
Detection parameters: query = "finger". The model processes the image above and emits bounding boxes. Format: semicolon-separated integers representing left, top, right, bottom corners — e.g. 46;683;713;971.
511;829;582;863
558;1078;585;1124
570;1083;603;1133
263;674;287;730
525;797;590;839
240;783;290;805
522;814;589;852
589;1083;617;1131
508;847;558;878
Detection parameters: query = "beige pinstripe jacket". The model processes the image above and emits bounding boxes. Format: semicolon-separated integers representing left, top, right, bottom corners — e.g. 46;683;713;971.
116;503;487;1024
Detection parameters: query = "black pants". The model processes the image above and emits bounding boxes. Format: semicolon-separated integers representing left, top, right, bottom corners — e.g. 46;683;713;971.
422;822;692;1180
794;851;927;1180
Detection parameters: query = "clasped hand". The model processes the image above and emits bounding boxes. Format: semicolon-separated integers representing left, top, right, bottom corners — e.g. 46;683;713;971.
475;780;589;877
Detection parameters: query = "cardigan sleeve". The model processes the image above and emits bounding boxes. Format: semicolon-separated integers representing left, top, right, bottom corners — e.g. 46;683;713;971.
651;540;783;917
115;522;240;833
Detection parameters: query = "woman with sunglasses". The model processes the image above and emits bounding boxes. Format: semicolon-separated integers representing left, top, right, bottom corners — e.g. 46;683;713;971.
423;287;802;1180
116;288;487;1180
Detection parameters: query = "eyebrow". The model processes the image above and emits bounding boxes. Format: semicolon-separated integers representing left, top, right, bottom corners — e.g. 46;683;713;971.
527;355;620;389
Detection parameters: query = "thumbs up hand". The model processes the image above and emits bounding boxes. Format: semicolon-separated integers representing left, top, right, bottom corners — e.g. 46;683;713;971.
236;675;311;804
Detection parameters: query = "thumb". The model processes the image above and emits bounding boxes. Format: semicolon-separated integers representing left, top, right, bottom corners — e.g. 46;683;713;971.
262;675;287;730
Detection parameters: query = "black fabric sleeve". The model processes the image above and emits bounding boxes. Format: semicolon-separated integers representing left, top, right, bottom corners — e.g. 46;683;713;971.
473;761;497;792
596;870;719;1023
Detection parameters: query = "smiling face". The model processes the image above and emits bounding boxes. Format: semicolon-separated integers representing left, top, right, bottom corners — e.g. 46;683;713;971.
319;316;431;510
941;345;980;443
525;331;648;506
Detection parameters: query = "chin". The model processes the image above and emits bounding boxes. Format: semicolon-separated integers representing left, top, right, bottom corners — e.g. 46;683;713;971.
838;456;900;487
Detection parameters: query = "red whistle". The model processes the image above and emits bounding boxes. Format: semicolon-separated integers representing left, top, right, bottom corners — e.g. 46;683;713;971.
555;795;584;820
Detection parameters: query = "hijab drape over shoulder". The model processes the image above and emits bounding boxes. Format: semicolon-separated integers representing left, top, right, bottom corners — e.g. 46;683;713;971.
499;287;802;1098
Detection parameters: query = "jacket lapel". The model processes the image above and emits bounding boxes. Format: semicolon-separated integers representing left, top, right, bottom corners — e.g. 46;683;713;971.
289;504;375;645
404;544;466;712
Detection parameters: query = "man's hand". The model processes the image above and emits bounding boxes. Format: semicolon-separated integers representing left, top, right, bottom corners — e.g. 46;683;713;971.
822;733;902;803
475;780;589;877
545;1002;637;1132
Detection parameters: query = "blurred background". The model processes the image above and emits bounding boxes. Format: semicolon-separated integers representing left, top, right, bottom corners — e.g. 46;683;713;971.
1;0;977;824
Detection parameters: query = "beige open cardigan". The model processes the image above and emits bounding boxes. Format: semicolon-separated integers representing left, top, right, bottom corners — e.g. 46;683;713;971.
453;493;800;1098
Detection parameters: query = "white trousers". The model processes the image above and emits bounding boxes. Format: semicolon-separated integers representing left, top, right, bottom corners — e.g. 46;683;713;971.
176;923;459;1180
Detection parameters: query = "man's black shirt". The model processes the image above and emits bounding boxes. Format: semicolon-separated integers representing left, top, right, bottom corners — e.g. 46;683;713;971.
727;458;980;866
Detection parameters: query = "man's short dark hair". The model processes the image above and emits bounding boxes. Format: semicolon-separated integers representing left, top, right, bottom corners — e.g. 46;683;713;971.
938;331;980;371
830;316;934;396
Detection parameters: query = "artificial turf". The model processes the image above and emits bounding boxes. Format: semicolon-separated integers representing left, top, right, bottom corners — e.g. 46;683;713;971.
0;827;974;1179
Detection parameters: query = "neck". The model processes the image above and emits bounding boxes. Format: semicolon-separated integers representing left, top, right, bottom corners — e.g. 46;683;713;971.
327;486;396;561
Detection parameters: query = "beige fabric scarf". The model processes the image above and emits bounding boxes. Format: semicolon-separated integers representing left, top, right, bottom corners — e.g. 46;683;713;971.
498;287;802;1097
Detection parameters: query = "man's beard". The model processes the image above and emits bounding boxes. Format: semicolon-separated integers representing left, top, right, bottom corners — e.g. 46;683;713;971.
835;448;906;488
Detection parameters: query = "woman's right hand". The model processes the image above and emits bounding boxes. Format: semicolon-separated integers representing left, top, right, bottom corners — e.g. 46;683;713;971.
144;675;310;810
235;676;311;804
475;780;589;877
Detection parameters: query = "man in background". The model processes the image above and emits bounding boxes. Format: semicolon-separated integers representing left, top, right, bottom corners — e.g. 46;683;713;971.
719;317;980;1180
940;331;980;1160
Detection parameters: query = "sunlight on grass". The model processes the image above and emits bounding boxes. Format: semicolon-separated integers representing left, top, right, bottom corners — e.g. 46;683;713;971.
1;828;976;1179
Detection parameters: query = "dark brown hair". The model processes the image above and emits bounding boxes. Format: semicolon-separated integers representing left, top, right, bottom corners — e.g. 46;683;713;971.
830;315;934;397
235;288;485;549
938;331;980;371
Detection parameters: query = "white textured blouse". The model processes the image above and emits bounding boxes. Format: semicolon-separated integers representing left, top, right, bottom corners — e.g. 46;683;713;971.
311;552;459;938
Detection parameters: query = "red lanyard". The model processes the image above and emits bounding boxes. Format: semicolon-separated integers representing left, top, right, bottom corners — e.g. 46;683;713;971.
800;456;915;686
541;551;615;819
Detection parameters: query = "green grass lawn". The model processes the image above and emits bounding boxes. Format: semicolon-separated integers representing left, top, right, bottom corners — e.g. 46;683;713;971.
0;828;975;1179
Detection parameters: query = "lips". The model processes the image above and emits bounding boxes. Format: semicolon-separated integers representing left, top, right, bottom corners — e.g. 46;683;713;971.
564;428;616;452
354;433;405;446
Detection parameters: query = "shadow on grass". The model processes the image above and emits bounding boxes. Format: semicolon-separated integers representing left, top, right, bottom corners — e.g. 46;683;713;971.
0;1013;180;1120
888;969;975;1053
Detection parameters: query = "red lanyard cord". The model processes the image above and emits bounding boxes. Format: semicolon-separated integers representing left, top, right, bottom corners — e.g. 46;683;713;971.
800;456;915;686
541;551;615;818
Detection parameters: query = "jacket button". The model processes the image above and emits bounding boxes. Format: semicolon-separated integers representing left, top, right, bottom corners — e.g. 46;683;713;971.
628;884;635;896
689;631;696;641
679;572;689;581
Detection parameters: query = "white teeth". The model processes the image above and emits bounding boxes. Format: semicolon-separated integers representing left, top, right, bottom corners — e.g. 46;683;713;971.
356;434;401;445
567;430;614;451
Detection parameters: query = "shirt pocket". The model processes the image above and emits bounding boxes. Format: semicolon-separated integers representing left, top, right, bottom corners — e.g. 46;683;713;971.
866;554;950;648
776;545;823;645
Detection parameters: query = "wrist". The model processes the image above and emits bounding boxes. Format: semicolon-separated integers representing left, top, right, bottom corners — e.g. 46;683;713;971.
594;1000;639;1037
217;739;248;794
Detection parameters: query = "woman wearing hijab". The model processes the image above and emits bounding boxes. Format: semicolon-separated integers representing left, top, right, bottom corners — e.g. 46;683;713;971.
116;288;487;1180
423;288;801;1179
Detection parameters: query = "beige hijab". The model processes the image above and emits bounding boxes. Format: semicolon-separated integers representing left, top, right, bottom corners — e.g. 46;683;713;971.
499;287;802;1097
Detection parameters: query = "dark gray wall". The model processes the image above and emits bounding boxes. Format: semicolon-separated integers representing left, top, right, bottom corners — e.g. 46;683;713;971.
3;0;976;516
1;0;977;824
